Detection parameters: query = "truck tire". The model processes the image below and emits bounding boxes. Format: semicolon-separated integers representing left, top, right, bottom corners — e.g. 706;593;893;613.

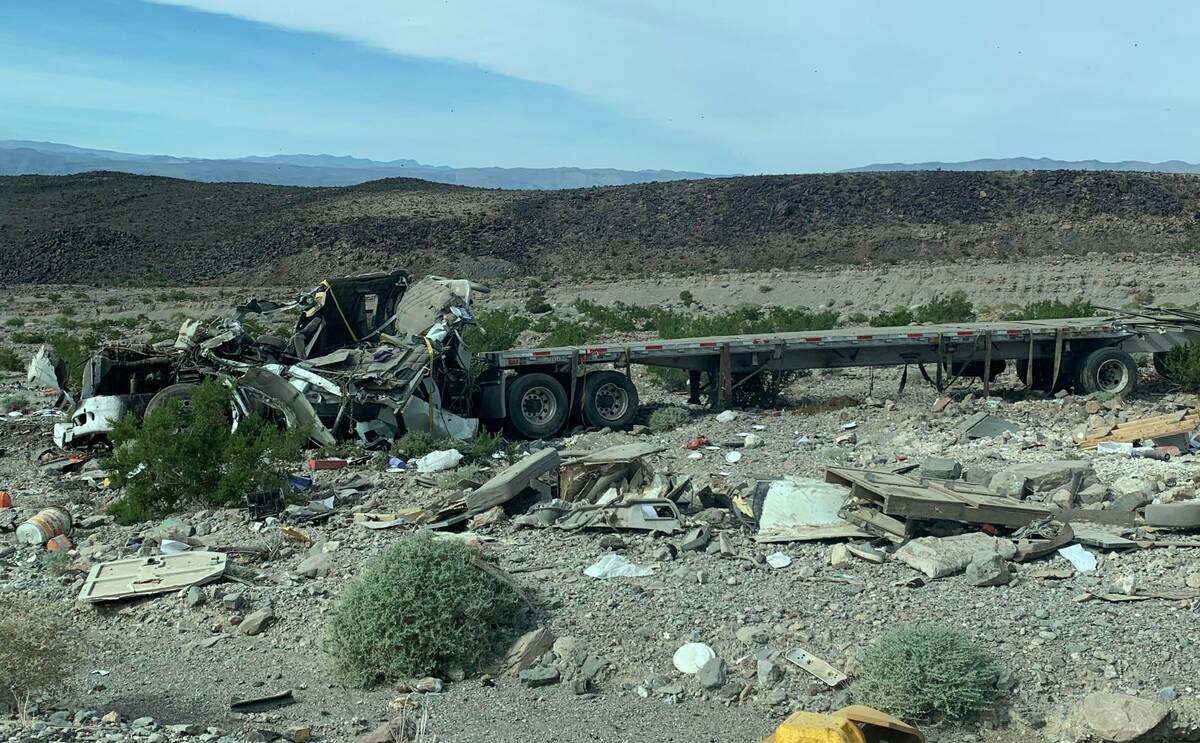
1074;348;1138;396
581;371;638;430
506;373;569;439
144;382;198;418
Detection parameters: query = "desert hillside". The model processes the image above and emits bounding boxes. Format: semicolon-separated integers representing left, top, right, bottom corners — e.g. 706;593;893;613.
1;169;1198;285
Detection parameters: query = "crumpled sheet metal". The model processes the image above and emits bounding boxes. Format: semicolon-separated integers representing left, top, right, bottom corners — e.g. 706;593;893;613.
391;276;487;338
555;498;684;533
237;366;336;447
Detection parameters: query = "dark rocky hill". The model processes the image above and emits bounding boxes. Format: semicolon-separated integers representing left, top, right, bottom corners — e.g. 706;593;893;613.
2;170;1198;285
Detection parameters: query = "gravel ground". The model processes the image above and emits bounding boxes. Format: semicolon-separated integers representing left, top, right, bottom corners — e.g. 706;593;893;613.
4;288;1200;743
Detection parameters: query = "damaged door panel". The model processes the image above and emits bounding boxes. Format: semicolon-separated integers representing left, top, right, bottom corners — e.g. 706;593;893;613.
78;552;227;603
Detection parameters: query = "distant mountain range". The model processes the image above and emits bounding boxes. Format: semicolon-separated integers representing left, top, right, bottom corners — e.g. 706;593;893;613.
0;140;715;189
844;156;1200;174
5;141;1200;189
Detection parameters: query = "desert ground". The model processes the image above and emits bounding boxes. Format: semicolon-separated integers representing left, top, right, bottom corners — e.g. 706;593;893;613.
2;258;1199;743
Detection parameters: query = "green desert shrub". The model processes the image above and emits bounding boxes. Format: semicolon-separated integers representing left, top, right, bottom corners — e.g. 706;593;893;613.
0;599;76;710
524;291;552;314
434;462;484;490
914;291;976;324
464;309;532;353
0;346;22;372
105;379;303;523
1163;344;1200;392
648;405;691;432
853;624;998;721
393;431;458;460
1002;298;1094;320
869;306;916;327
323;532;529;685
463;428;505;462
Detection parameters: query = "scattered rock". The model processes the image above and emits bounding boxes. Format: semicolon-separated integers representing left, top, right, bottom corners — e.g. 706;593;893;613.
184;585;206;608
735;625;769;645
696;656;725;689
519;665;560;688
756;659;782;687
238;607;274;636
895;533;1017;579
1066;692;1168;742
965;552;1012;587
829;543;851;568
920;457;962;480
414;677;444;693
506;628;555;673
990;461;1095;498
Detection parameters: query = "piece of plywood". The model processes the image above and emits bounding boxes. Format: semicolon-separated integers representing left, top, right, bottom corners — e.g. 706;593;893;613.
79;552;226;603
826;467;1054;528
1081;409;1200;449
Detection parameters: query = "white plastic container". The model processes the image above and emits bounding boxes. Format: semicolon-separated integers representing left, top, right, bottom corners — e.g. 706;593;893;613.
16;507;73;546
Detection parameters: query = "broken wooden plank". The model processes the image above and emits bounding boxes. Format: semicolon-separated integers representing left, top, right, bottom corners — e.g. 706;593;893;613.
1081;408;1200;448
826;467;1054;528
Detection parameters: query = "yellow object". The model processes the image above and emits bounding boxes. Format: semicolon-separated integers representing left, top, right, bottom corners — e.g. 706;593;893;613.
763;711;866;743
762;706;924;743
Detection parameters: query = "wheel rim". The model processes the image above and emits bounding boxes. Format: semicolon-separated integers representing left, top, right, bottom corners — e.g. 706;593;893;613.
1095;359;1130;392
520;386;558;425
593;381;629;422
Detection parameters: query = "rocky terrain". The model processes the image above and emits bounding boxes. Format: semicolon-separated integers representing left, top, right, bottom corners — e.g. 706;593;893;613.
2;169;1199;286
2;275;1200;743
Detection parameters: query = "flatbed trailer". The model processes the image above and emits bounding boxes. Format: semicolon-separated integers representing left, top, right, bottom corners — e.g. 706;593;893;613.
474;313;1200;438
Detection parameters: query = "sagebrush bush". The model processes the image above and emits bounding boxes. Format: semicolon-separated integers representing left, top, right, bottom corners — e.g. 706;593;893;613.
915;291;976;324
853;624;997;720
323;532;529;685
393;431;455;459
106;379;303;523
1002;298;1093;321
434;462;484;490
524;292;552;314
649;405;691;432
0;599;76;710
1164;344;1200;392
464;309;532;352
463;428;504;462
0;346;22;372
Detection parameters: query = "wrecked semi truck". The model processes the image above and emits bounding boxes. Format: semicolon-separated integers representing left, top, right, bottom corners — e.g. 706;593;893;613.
49;271;1200;448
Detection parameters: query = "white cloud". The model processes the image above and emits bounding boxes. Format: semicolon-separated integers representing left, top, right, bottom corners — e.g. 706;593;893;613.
149;1;1200;170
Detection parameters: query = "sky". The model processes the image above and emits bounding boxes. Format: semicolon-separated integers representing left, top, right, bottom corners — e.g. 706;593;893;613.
1;0;1198;173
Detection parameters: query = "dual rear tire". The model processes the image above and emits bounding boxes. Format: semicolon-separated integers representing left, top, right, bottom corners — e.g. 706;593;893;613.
504;370;639;439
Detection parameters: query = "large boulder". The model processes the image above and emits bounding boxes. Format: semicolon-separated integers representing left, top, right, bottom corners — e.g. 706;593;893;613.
895;533;1017;579
1065;692;1168;742
990;461;1096;498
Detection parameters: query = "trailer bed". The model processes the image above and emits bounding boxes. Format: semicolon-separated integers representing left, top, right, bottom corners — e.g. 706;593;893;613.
482;316;1134;369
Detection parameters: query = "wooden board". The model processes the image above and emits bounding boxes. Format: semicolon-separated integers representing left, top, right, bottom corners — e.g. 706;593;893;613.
1081;409;1200;448
826;467;1054;527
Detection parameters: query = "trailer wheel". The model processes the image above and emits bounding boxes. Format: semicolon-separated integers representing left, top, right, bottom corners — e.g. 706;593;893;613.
144;382;199;418
506;373;569;439
1075;348;1138;396
581;371;638;430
